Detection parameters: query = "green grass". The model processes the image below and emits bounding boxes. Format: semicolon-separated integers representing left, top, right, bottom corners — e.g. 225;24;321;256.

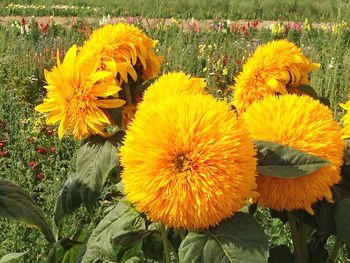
0;14;349;262
0;0;350;21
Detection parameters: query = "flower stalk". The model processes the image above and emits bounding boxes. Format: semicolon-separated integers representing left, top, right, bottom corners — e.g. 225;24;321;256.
160;223;172;263
329;236;343;262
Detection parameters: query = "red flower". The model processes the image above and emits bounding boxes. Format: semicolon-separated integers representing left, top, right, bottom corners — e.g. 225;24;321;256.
46;130;53;135
21;18;26;25
37;147;47;154
1;150;9;157
236;59;242;65
2;136;7;142
40;127;46;131
42;23;49;32
29;161;38;170
0;142;4;148
28;137;35;142
50;147;56;154
37;173;45;180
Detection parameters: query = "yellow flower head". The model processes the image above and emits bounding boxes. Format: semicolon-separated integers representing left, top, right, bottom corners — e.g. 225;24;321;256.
232;40;320;114
242;94;344;214
35;45;125;140
79;23;163;85
141;71;206;105
120;94;257;230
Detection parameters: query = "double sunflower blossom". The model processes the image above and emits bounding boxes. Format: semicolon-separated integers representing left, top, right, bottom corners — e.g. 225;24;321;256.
36;23;163;139
231;39;320;114
120;72;258;230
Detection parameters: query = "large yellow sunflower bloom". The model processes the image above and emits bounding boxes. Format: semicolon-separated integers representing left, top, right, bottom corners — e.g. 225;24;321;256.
232;40;320;114
141;71;206;104
120;94;257;230
35;45;125;140
79;23;163;85
242;94;344;214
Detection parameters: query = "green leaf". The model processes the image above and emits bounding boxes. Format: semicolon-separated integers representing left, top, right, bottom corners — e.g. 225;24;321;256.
293;200;336;235
78;202;146;263
307;232;329;263
48;238;83;263
292;84;318;99
253;140;330;178
54;131;124;228
178;212;269;263
268;245;293;263
0;251;27;263
335;198;350;245
113;229;156;248
0;180;55;243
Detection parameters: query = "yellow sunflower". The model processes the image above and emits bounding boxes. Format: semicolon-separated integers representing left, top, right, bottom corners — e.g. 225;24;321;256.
232;40;320;114
141;71;206;104
242;94;344;214
79;23;163;85
35;45;125;140
120;94;257;230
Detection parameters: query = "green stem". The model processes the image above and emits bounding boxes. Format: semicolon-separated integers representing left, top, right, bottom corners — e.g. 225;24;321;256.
329;236;343;262
178;228;186;241
160;223;172;263
299;221;309;263
288;212;303;263
124;83;133;105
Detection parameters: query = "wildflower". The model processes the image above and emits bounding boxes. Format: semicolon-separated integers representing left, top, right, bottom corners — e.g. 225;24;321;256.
303;18;311;31
120;93;257;229
0;142;4;148
28;137;35;142
37;147;47;154
231;40;320;114
46;130;53;135
40;127;46;131
1;150;10;157
35;45;125;139
50;147;56;154
29;161;38;170
79;23;163;85
242;95;344;214
37;173;45;180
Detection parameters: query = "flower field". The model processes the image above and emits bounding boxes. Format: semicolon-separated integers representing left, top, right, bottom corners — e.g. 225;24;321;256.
1;1;350;262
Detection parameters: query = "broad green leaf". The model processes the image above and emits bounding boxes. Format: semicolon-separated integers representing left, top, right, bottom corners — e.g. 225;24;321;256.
0;180;55;243
178;212;269;263
268;245;293;263
335;198;350;245
292;84;318;99
253;140;330;178
307;232;329;263
48;238;83;263
54;131;124;228
293;200;336;235
113;229;156;248
0;251;27;263
78;202;146;263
